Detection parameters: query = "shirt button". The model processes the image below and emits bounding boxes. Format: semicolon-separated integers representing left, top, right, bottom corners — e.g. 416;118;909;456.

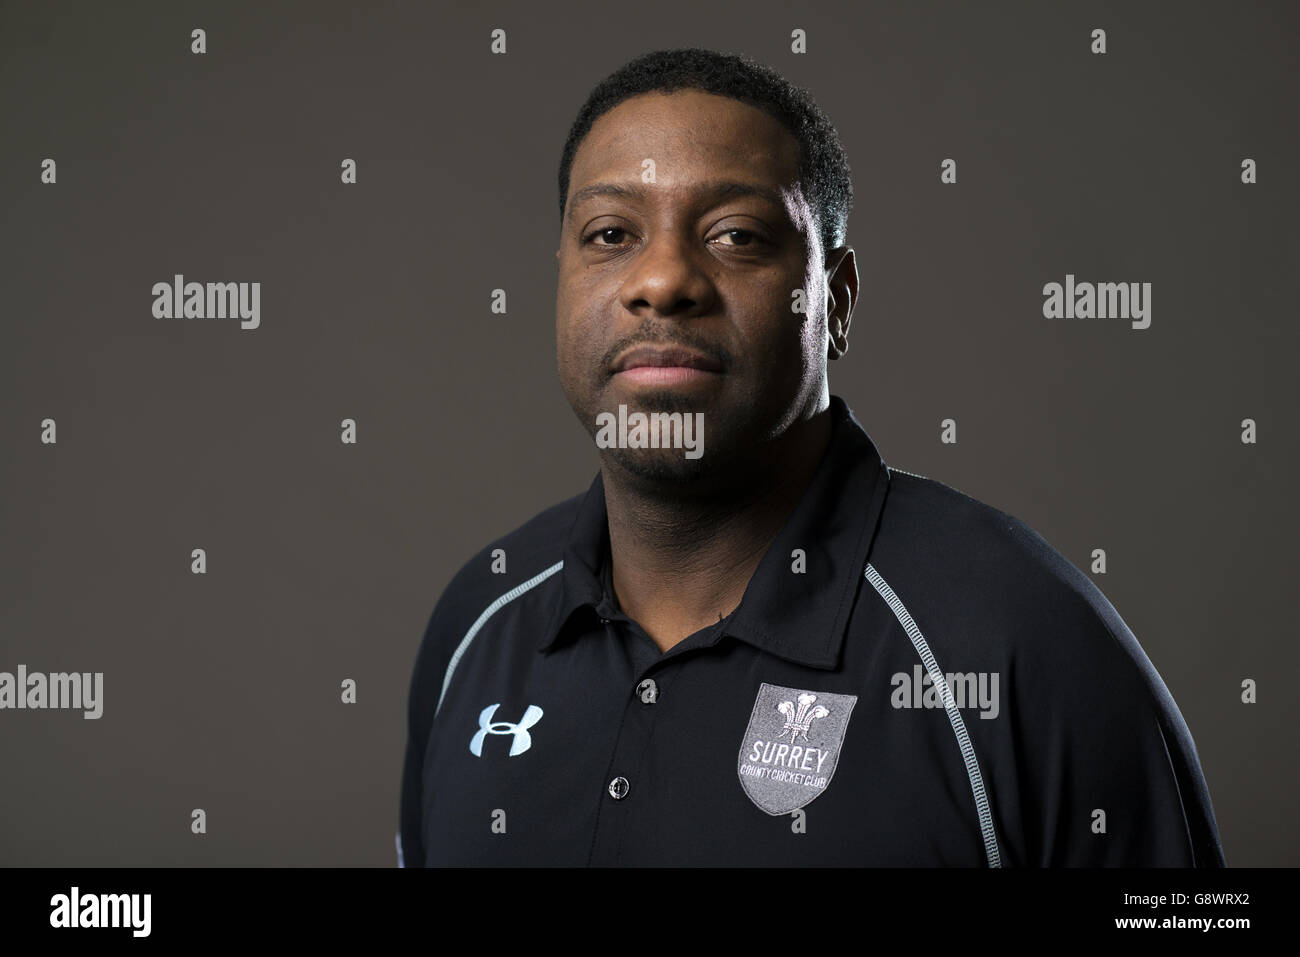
636;678;659;704
608;776;630;800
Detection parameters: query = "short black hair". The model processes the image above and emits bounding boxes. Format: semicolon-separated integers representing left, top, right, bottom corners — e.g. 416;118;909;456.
557;47;854;258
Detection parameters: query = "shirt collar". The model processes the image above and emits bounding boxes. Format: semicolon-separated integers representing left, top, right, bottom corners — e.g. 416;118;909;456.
538;394;890;670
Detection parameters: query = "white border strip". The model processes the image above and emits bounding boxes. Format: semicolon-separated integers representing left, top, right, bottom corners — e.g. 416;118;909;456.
865;562;1002;867
435;560;566;717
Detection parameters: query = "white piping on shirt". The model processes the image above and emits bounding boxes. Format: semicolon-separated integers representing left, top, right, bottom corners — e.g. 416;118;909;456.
429;555;1002;867
865;562;1003;868
887;465;931;481
435;559;566;718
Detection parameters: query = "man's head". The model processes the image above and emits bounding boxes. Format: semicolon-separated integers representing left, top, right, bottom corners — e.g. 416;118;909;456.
555;48;858;492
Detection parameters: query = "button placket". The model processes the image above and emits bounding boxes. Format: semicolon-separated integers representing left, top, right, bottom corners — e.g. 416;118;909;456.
586;628;677;863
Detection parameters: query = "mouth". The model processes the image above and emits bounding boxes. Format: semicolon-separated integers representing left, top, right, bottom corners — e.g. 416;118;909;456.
610;344;724;386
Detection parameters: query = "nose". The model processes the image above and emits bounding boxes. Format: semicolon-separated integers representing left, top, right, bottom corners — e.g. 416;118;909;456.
618;228;717;320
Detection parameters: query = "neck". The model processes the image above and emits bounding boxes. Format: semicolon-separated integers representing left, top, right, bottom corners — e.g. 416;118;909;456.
601;405;834;652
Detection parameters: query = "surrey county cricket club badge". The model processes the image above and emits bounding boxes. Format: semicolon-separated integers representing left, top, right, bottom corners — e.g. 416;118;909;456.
737;683;858;815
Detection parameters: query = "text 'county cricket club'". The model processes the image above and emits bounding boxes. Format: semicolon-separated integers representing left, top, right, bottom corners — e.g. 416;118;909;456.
737;683;858;815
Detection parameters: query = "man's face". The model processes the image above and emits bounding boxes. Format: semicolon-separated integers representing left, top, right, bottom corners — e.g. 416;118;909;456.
556;89;838;488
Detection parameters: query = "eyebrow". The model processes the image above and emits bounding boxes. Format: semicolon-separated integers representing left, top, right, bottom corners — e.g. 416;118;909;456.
565;180;788;224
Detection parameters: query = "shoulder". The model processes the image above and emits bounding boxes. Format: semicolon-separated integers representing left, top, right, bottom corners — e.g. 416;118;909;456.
404;488;586;720
423;488;585;644
879;465;1099;616
876;466;1159;699
880;468;1223;864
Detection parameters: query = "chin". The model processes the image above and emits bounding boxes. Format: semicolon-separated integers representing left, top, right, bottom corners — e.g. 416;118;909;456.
606;447;716;486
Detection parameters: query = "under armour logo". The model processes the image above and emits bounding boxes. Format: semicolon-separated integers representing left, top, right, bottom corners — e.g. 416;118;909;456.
470;703;544;757
777;693;829;743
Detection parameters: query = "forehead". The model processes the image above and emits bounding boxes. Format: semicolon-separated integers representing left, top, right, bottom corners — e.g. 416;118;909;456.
568;89;803;207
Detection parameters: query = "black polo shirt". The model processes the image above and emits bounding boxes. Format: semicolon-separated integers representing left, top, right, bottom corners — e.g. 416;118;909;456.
398;395;1225;867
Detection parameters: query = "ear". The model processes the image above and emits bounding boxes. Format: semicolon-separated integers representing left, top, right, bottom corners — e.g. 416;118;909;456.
824;246;857;360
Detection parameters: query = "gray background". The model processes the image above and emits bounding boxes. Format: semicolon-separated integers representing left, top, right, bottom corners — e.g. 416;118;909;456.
1;0;1295;866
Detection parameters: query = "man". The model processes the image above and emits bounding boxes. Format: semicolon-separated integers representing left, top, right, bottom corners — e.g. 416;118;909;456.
398;48;1225;867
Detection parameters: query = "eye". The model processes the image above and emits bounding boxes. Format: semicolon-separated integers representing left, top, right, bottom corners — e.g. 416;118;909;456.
712;228;766;247
584;226;632;246
581;225;769;249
